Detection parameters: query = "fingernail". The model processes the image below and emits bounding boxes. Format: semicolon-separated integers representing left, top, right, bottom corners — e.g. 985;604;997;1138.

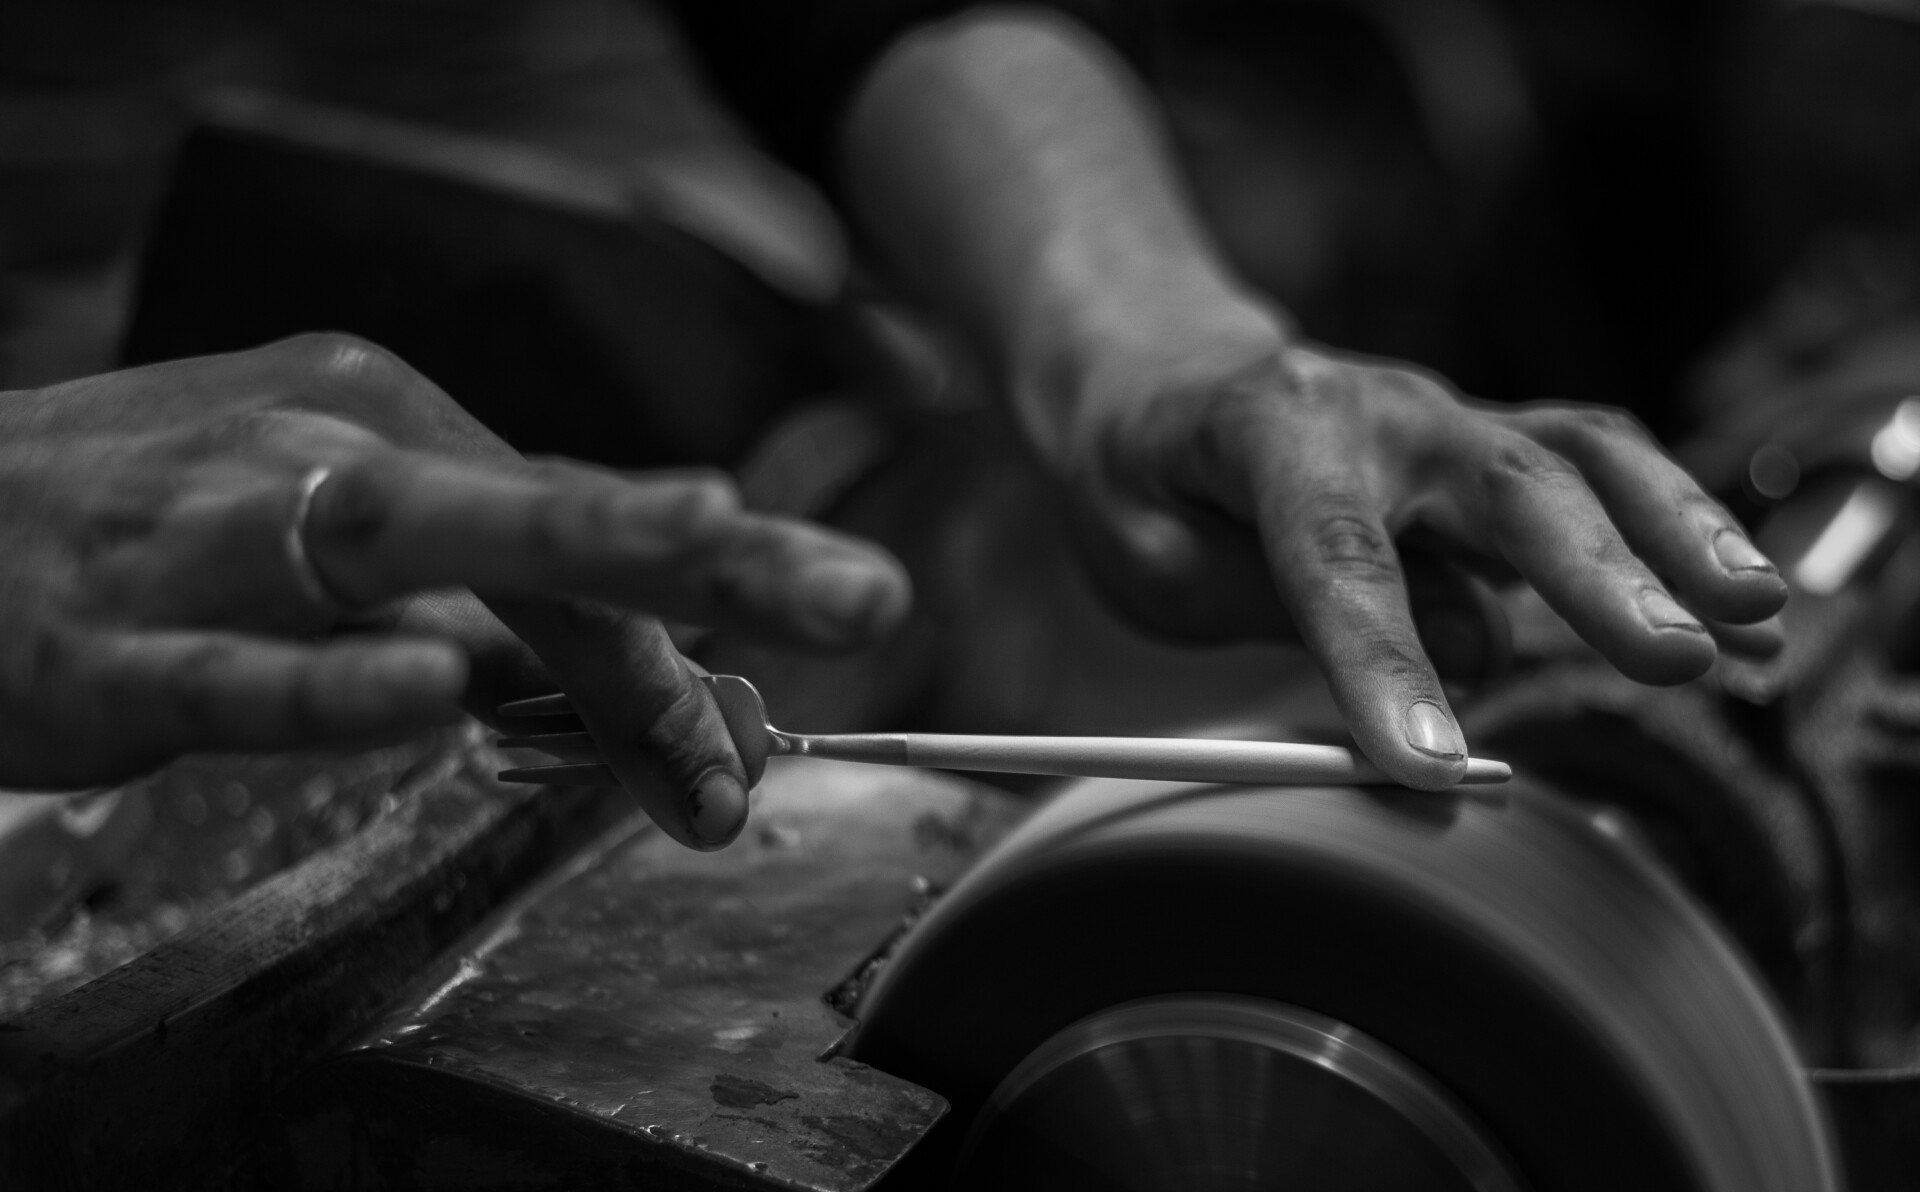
1638;587;1706;632
1403;701;1465;761
802;559;901;643
688;767;748;847
1712;529;1776;574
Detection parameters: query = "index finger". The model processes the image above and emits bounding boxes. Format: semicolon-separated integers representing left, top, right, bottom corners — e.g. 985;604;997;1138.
1236;414;1470;790
304;453;911;651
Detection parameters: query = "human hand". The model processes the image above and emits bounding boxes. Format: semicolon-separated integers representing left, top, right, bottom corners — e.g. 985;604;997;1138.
0;334;909;848
1052;322;1789;789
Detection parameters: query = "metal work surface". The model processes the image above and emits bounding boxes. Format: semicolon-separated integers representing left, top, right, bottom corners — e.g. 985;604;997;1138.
268;758;1029;1191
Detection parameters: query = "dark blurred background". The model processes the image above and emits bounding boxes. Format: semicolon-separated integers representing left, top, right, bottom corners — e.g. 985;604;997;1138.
4;0;1919;438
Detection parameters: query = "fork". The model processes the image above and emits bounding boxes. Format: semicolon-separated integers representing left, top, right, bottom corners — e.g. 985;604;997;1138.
494;675;1510;789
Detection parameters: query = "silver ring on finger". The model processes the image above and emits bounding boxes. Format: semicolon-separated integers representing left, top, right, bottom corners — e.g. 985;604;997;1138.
284;465;359;618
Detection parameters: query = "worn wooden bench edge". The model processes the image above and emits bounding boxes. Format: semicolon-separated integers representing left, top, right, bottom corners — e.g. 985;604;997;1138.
0;741;641;1191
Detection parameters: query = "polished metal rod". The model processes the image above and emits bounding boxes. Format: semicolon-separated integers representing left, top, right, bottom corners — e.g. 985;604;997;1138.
498;676;1511;788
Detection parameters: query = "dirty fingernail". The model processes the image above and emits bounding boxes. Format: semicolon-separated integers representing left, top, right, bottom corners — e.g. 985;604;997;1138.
1404;700;1465;760
1712;529;1776;574
1638;587;1706;632
688;768;748;848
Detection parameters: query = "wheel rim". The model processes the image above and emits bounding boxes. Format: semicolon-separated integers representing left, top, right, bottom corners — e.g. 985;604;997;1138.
958;994;1527;1191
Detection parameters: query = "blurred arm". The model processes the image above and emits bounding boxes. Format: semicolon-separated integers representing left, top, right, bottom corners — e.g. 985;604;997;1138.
836;8;1278;463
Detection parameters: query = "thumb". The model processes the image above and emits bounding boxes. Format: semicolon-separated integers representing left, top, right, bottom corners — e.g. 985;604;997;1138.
484;594;749;851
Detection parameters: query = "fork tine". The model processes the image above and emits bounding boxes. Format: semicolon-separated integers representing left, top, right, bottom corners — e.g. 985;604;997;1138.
496;762;620;787
495;732;602;762
495;732;597;751
497;692;576;717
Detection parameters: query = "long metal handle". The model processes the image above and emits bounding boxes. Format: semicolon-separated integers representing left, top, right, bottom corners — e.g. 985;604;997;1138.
785;732;1510;786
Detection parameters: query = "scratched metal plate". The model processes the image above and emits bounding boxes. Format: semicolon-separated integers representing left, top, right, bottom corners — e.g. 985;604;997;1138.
262;758;1030;1191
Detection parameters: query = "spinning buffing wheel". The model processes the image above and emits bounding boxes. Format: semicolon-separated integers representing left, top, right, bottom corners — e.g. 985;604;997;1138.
846;778;1838;1191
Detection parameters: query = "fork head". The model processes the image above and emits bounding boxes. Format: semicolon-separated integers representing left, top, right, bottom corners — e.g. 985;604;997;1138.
496;675;781;789
698;673;778;787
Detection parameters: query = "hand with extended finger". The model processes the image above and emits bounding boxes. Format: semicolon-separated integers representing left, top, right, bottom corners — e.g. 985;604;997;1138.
0;335;910;850
1056;332;1789;791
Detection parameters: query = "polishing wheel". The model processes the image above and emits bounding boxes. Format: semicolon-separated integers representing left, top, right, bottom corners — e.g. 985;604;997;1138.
846;778;1838;1191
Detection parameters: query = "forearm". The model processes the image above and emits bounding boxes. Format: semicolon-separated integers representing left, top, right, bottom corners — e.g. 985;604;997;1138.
839;8;1284;463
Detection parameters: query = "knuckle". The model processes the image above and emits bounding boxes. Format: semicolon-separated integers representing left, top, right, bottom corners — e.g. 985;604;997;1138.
1301;508;1400;584
636;474;748;568
1354;635;1439;687
165;639;237;737
530;467;744;560
1581;525;1644;572
657;470;743;537
569;485;622;545
544;615;716;774
648;671;710;740
651;687;733;782
1281;355;1359;413
273;334;445;437
282;332;409;393
1480;440;1583;500
1528;402;1653;460
615;644;715;765
1564;403;1648;441
1288;348;1455;407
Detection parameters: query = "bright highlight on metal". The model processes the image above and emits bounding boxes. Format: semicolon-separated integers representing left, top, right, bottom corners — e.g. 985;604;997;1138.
1869;396;1920;481
1792;477;1903;595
